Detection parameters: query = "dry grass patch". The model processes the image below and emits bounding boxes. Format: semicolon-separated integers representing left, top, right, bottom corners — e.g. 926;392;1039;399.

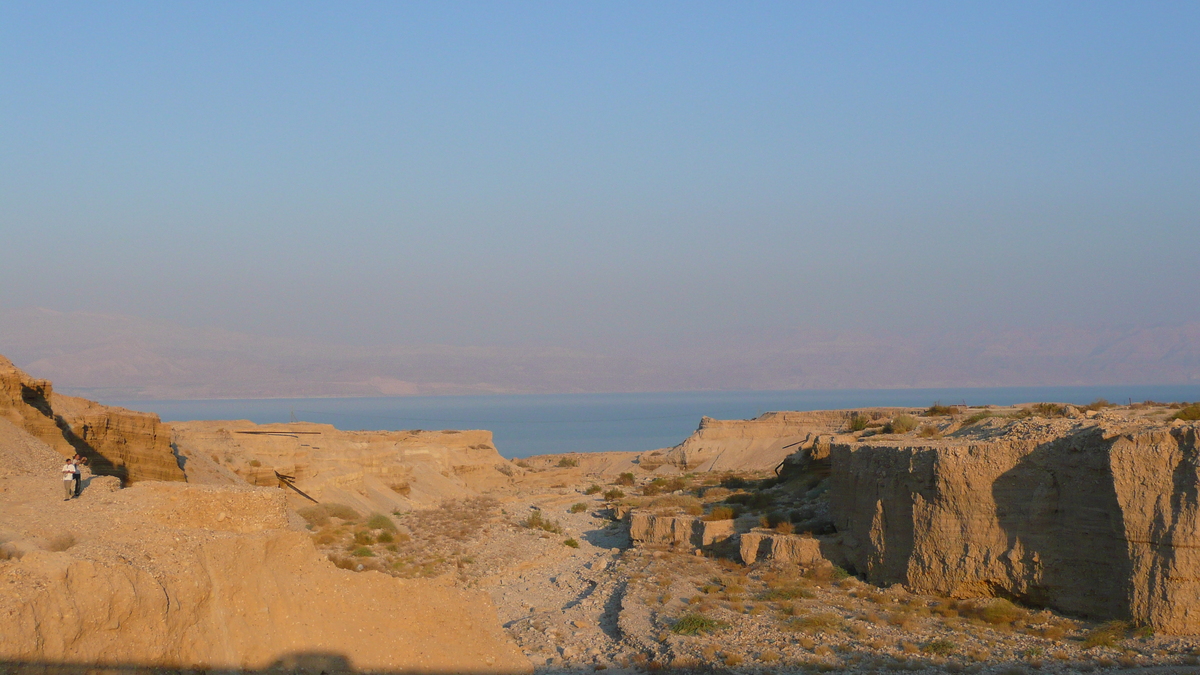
297;503;361;526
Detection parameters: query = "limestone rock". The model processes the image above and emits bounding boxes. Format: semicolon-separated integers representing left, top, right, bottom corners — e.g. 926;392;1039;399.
739;529;829;566
629;511;735;549
831;420;1200;633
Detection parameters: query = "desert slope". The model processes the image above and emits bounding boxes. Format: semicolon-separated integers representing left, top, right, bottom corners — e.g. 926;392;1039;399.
0;418;528;672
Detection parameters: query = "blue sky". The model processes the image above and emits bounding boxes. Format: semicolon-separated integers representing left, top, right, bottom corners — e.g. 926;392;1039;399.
2;2;1198;358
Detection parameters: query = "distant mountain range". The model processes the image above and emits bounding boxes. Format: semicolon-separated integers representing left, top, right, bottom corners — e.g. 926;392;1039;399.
1;307;1197;399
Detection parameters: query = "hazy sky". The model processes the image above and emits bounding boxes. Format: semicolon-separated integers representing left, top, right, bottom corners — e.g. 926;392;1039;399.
3;2;1198;357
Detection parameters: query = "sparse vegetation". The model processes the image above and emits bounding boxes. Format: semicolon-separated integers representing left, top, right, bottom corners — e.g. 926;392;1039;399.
563;538;579;548
603;488;625;500
648;494;703;515
924;403;958;416
1082;398;1113;411
351;546;375;557
848;414;869;432
569;502;588;513
522;510;563;534
584;484;602;495
556;456;580;468
297;503;361;526
671;613;729;635
615;472;636;486
1083;620;1129;648
247;459;261;467
963;410;1000;426
923;639;956;655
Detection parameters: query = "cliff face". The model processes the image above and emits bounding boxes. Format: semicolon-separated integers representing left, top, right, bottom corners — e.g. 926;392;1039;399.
172;420;521;512
0;355;182;483
831;417;1200;632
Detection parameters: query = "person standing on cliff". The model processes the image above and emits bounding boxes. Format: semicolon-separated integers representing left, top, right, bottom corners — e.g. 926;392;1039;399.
61;459;78;500
72;454;87;497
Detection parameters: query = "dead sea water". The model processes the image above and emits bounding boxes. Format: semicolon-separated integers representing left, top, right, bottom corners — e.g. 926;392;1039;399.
105;385;1199;458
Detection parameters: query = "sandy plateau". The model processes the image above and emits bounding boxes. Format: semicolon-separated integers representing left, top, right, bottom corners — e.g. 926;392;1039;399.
5;354;1200;674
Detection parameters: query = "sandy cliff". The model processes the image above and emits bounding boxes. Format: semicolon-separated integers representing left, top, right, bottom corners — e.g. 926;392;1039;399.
172;420;521;513
831;415;1200;632
0;355;181;484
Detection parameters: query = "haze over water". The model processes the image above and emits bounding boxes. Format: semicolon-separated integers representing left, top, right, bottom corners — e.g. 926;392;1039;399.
111;385;1200;458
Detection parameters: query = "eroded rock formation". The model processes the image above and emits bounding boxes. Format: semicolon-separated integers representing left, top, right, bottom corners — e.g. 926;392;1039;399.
172;420;522;512
831;416;1200;632
0;355;181;483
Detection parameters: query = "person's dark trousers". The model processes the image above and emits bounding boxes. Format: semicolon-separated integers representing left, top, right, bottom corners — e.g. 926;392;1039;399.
74;474;82;497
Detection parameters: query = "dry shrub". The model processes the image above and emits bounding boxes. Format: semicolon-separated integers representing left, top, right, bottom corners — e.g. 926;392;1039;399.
569;502;588;513
649;494;703;515
297;503;361;526
556;456;579;467
47;533;76;552
615;472;636;486
722;653;743;667
918;425;943;439
311;530;337;546
924;403;959;416
389;482;411;496
603;488;625;500
584;484;602;495
956;598;1026;625
247;459;261;467
758;650;780;663
1083;620;1129;649
703;505;736;521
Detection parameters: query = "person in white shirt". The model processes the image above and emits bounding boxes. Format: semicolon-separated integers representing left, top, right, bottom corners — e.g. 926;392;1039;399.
61;460;78;500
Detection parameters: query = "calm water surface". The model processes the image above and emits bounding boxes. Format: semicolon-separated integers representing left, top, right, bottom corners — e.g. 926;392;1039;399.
106;385;1199;458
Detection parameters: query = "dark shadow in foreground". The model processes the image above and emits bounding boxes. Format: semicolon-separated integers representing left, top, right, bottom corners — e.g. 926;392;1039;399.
0;652;529;675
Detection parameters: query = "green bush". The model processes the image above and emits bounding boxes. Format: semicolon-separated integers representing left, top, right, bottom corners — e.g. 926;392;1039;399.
615;472;636;486
569;502;588;513
671;613;729;636
1173;403;1200;421
366;513;397;531
848;414;869;432
376;531;394;543
557;456;580;468
354;531;374;545
563;538;579;548
603;488;625;500
884;414;918;434
351;546;375;557
584;484;602;495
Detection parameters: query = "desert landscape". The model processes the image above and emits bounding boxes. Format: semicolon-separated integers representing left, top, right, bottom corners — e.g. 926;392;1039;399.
4;353;1200;674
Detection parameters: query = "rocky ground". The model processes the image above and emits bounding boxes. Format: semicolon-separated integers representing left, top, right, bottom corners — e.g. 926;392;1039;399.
300;450;1200;674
